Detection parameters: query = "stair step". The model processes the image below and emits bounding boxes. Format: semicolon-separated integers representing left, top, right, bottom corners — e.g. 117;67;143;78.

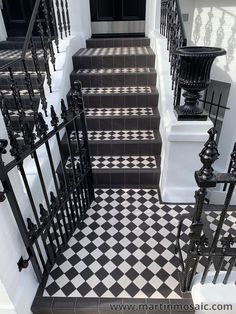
0;70;41;89
64;155;161;188
71;67;157;87
62;130;162;155
73;47;155;69
0;39;42;50
84;107;160;130
77;130;156;141
80;86;159;108
0;49;45;70
86;37;150;48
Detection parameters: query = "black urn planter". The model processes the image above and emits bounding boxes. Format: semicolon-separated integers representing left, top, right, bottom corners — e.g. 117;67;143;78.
174;46;226;121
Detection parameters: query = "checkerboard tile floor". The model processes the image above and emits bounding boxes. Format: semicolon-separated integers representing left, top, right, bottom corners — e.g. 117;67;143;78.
66;156;158;170
82;87;152;95
43;190;236;299
77;68;151;74
71;130;156;141
79;47;149;56
85;107;154;117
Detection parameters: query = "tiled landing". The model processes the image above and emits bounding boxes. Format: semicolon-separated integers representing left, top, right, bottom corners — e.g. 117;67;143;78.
43;189;193;299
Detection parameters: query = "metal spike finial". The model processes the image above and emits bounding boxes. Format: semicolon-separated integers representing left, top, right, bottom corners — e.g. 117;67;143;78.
50;105;59;128
36;113;48;138
27;218;37;238
9;132;21;158
230;149;236;178
61;99;68;120
0;139;8;155
198;127;220;180
22;123;36;148
50;191;58;208
39;204;48;224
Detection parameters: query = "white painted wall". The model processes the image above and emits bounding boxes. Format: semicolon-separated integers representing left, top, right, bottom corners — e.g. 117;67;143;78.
0;1;91;313
178;0;236;204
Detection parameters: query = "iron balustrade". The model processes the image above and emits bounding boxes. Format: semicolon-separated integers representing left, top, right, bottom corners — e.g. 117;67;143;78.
176;128;236;292
160;0;187;107
0;0;71;117
0;81;94;282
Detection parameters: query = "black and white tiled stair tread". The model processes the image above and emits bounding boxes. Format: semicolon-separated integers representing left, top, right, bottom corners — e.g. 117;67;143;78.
0;49;44;62
43;188;219;299
82;86;152;95
70;130;158;141
85;107;155;117
75;47;152;57
76;68;153;74
66;156;160;170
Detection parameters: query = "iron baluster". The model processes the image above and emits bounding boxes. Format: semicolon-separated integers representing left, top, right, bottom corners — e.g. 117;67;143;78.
8;67;24;113
223;257;236;284
61;101;85;218
36;112;69;242
37;16;52;93
22;59;36;111
27;218;47;272
30;38;48;116
51;106;77;233
67;94;90;209
60;0;67;37
41;0;56;71
39;203;57;260
55;0;63;39
65;0;70;35
73;81;94;201
49;0;59;53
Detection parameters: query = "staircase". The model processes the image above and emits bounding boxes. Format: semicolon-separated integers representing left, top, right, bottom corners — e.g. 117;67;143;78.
65;37;161;188
0;38;45;135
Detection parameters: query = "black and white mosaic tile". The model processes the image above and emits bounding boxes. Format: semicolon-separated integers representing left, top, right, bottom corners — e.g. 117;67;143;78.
85;107;154;117
43;189;193;299
0;49;44;60
66;156;158;170
8;109;35;118
70;130;155;141
2;89;40;96
82;86;152;95
79;47;149;56
77;68;151;74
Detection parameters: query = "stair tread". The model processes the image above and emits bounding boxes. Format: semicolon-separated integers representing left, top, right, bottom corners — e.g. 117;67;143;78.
2;89;40;96
0;49;44;60
75;67;155;75
85;107;156;117
82;86;156;95
66;155;161;170
75;46;154;57
72;130;160;142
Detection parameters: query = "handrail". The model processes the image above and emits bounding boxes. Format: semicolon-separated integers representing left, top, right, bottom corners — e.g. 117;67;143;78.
22;0;41;59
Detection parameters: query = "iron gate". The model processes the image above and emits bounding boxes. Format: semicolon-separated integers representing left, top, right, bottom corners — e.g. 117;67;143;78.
0;81;94;282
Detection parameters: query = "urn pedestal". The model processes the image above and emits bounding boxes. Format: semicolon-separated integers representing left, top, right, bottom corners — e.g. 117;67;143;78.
174;46;226;121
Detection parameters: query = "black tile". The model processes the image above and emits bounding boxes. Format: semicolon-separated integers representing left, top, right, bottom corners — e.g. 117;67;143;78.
31;297;53;314
52;297;76;313
75;298;99;314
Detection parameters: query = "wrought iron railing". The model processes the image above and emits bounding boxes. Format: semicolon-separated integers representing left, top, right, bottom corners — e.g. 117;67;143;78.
160;0;187;107
176;128;236;292
0;81;94;282
0;0;71;117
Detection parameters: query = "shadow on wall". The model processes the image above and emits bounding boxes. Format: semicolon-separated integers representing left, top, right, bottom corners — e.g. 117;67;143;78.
191;3;236;74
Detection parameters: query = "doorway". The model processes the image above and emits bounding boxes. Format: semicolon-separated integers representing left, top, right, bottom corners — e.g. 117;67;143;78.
2;0;36;37
90;0;146;37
